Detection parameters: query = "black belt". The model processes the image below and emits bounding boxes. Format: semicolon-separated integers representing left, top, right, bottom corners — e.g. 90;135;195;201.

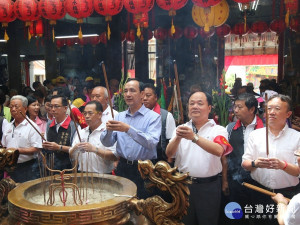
119;157;139;165
189;173;221;184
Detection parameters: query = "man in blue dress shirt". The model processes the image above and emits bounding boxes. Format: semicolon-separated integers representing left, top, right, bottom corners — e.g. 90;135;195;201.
101;79;161;198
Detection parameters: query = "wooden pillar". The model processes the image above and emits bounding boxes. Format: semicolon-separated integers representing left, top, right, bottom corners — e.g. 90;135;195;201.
44;37;58;80
135;31;148;82
7;21;22;92
277;32;284;82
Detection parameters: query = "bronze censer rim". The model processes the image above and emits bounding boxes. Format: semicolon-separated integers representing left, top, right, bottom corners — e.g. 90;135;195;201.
8;173;137;224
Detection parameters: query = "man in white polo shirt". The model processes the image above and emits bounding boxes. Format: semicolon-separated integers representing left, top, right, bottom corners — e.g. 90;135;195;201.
2;95;42;182
70;101;117;173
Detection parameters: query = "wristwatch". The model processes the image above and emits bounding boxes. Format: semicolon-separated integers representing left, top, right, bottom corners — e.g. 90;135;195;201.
251;160;256;168
192;134;199;143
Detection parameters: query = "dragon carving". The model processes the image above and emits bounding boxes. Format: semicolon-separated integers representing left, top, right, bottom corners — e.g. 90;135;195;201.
0;148;18;217
129;160;191;225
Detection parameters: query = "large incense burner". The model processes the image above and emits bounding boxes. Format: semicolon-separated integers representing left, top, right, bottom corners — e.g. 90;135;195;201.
4;159;190;225
8;174;136;224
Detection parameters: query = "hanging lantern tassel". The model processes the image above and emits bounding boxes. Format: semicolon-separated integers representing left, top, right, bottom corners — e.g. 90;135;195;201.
52;27;55;42
28;27;31;41
107;23;111;40
285;8;289;26
4;29;9;41
258;34;261;46
78;25;83;39
137;24;141;38
171;18;175;35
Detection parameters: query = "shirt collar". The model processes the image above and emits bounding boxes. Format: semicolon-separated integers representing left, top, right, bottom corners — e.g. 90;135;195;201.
103;105;110;115
270;123;288;138
153;103;161;115
83;122;105;133
11;117;29;127
125;104;147;116
50;115;71;129
233;115;264;130
188;119;216;130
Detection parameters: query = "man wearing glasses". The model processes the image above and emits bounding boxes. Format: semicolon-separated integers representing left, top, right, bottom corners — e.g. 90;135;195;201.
1;95;42;182
69;101;117;173
42;95;77;170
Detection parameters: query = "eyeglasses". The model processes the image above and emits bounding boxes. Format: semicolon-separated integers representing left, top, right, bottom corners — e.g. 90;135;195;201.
83;111;97;116
233;105;244;110
49;105;62;109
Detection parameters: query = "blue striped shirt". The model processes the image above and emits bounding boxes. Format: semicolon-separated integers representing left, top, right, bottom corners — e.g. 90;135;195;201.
100;104;161;160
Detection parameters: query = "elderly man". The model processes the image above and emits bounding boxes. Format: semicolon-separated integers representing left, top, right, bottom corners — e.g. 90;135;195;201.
242;94;300;224
91;86;118;123
42;95;77;171
70;101;117;173
100;79;161;199
142;83;176;163
2;95;42;182
166;91;232;225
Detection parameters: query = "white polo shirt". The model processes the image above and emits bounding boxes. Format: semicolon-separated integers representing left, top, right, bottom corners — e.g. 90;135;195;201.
242;125;300;189
71;122;116;173
171;119;228;178
101;105;118;124
2;117;43;163
284;193;300;225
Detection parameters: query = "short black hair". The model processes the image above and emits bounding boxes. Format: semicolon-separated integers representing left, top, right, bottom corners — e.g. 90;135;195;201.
32;81;41;90
187;91;212;106
142;83;158;96
52;87;70;99
85;100;103;112
236;93;258;114
268;94;292;111
51;95;68;106
43;79;51;86
45;94;52;103
126;78;144;92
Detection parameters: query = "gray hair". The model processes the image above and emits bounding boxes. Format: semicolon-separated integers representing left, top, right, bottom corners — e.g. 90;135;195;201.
11;95;28;107
94;86;108;98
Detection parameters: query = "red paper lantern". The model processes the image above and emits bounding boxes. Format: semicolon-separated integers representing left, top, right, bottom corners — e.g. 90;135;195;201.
285;0;298;16
78;37;88;46
251;21;268;35
65;0;94;23
192;0;221;8
99;32;107;44
29;19;43;37
87;36;100;45
0;0;16;40
38;0;66;25
232;22;250;36
94;0;123;17
156;0;188;15
56;39;66;48
269;19;286;34
0;0;15;22
168;26;183;39
199;27;215;39
124;0;154;14
154;27;167;40
290;16;300;32
14;0;40;25
133;12;149;28
184;25;198;40
126;29;135;42
216;24;231;38
66;38;77;46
